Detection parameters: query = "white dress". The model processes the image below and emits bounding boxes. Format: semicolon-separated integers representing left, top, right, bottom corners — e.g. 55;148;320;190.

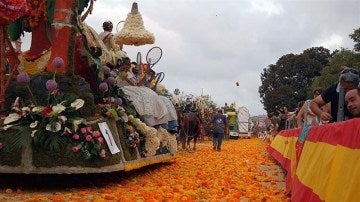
120;86;169;126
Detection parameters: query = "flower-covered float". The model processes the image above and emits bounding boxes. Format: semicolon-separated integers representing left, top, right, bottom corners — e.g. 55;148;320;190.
0;0;178;174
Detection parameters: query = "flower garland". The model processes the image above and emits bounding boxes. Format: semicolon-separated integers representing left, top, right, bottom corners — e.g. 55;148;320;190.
128;115;159;156
156;127;177;154
125;124;140;148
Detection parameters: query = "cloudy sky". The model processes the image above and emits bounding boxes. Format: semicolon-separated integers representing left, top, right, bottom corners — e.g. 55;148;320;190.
21;0;360;116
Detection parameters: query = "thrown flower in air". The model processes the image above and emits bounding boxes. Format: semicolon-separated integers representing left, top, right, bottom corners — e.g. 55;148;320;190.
99;82;109;93
46;79;58;92
103;65;111;75
52;57;65;69
17;72;30;84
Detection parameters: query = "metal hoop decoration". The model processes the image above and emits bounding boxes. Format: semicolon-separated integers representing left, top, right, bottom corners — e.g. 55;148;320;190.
153;72;165;90
146;46;163;69
116;20;125;32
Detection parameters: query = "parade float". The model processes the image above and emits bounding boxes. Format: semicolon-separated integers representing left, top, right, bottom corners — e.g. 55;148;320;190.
0;0;178;174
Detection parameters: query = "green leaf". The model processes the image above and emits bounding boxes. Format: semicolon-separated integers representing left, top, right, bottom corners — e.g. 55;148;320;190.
7;127;32;152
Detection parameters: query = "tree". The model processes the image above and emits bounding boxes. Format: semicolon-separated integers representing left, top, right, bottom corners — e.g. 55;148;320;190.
311;48;360;90
259;47;330;114
349;27;360;52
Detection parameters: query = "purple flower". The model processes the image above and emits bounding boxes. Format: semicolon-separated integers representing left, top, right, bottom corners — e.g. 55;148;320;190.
99;82;108;93
17;72;30;84
107;76;115;86
114;98;123;106
46;79;58;92
0;142;3;150
52;57;64;69
103;66;111;75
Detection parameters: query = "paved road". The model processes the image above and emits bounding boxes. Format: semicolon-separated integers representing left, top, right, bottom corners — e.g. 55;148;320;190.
0;138;289;201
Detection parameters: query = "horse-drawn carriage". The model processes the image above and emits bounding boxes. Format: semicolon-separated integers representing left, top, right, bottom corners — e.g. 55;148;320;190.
0;1;177;174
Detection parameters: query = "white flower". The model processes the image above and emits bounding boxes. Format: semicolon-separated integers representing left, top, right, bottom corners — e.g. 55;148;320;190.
3;124;14;130
72;118;84;132
52;104;66;114
30;121;38;128
21;107;31;112
4;113;21;125
31;130;38;137
71;99;85;110
46;122;62;132
58;116;67;124
32;106;44;112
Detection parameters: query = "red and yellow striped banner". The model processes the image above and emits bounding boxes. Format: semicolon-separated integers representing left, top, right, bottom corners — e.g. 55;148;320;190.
268;118;360;202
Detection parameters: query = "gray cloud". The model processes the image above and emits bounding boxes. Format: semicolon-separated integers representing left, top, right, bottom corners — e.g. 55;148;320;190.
20;0;360;116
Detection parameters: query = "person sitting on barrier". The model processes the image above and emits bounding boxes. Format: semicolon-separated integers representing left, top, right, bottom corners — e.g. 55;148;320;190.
345;86;360;117
310;67;360;122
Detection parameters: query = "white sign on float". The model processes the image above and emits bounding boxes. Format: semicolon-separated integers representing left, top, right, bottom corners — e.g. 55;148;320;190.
98;122;120;154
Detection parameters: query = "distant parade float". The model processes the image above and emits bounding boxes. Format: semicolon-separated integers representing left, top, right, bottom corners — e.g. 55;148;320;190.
0;0;178;174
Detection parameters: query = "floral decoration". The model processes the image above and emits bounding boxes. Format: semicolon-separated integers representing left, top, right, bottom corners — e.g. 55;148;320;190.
125;124;140;148
71;125;106;159
98;97;128;122
1;69;106;159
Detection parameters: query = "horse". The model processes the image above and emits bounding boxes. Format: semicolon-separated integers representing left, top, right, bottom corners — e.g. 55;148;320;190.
178;111;202;151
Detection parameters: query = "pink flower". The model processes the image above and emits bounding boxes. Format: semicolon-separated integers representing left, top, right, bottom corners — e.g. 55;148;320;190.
80;127;87;134
97;137;104;145
86;126;93;133
17;72;30;84
93;130;101;138
72;134;80;140
86;135;92;142
72;146;79;153
52;57;64;69
46;79;58;92
0;142;3;150
99;82;108;93
100;149;106;158
63;127;71;135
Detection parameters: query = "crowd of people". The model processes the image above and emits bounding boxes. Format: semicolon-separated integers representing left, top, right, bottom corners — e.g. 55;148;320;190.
264;66;360;137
